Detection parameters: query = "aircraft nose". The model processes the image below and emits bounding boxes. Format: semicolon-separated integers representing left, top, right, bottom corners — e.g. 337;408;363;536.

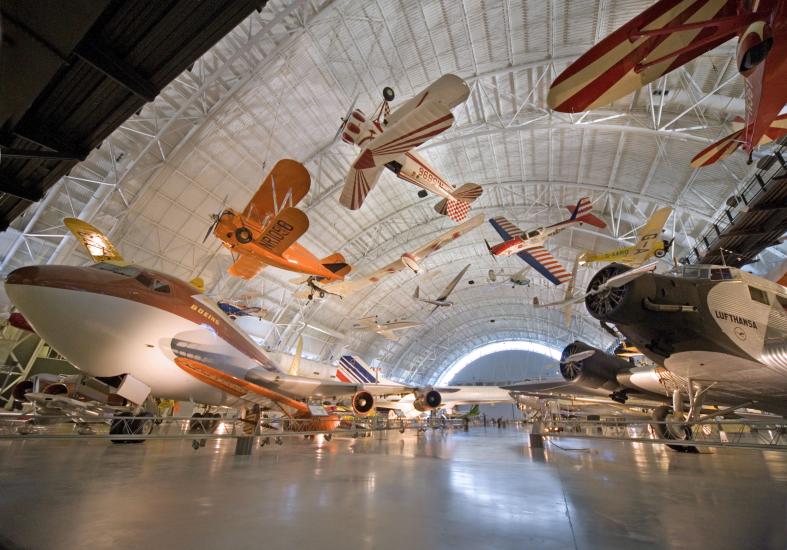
6;265;48;287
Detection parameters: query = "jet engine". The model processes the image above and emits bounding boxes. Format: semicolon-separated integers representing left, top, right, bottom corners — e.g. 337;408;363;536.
737;21;773;75
351;391;375;415
401;253;421;273
413;389;442;412
559;342;630;393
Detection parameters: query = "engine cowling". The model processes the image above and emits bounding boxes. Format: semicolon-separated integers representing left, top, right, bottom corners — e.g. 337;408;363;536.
559;342;629;391
401;253;421;273
413;389;442;412
737;21;773;75
351;391;374;415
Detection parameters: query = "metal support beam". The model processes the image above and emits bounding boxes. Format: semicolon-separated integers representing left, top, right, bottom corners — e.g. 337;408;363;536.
75;39;159;102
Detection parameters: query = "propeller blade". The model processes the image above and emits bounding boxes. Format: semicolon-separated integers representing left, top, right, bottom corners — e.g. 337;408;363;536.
333;95;359;142
202;218;218;243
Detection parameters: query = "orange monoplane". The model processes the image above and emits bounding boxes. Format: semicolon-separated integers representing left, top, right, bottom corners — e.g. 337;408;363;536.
547;0;787;167
208;159;351;281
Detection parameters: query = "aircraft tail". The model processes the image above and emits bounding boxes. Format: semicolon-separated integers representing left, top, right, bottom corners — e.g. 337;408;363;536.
434;183;483;222
321;252;351;278
565;197;606;229
336;355;386;384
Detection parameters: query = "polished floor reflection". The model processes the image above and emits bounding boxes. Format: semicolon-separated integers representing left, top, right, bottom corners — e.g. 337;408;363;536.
0;427;785;549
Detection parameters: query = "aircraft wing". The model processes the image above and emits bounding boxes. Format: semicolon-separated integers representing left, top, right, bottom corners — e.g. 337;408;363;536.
437;263;470;301
489;216;523;240
228;254;268;280
339;164;384;210
634;207;672;250
503;379;665;408
317;215;483;297
242;159;310;224
517;247;572;286
436;386;514;405
386;73;470;127
256;207;309;256
548;0;738;112
352;102;454;170
64;217;127;265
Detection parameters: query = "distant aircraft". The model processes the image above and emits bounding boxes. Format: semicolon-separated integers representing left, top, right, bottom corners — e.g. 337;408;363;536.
414;264;470;315
352;316;421;341
209;159;351;281
487;268;531;287
6;219;413;440
486;197;607;285
508;262;787;452
298;214;483;299
337;74;483;221
547;0;787;166
579;207;673;267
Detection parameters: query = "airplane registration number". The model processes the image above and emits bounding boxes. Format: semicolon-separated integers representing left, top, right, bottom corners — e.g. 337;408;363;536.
260;220;294;251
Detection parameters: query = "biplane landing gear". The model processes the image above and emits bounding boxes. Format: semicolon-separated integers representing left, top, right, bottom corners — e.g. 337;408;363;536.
655;249;667;258
382;86;395;102
417;190;428;198
235;227;253;244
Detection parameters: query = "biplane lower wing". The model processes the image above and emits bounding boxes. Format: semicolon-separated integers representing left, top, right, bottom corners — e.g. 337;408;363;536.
517;247;572;286
352;102;455;170
257;207;309;256
691;114;787;167
339;164;385;210
229;254;268;280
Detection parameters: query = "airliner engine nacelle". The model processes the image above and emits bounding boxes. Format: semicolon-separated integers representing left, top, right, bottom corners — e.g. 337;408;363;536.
351;390;375;415
559;342;630;392
401;253;421;273
413;389;442;412
738;21;773;76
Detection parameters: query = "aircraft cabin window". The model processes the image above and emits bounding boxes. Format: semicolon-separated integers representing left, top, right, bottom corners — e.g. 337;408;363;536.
527;231;540;239
749;286;769;305
777;295;787;309
710;268;732;281
134;272;172;294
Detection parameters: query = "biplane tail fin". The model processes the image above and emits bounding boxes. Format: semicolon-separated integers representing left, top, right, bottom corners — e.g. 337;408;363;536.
691;114;787;168
320;252;351;278
434;183;483;222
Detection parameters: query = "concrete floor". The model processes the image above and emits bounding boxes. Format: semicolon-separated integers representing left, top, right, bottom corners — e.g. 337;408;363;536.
0;427;785;550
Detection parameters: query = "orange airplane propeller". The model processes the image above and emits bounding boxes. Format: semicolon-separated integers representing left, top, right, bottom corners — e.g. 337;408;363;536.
547;0;787;167
209;159;351;281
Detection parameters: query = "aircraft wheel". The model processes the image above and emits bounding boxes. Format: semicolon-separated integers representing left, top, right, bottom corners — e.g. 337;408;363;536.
319;291;325;298
382;86;395;102
188;412;206;434
655;249;666;258
235;227;253;244
417;190;428;198
308;294;314;300
110;411;150;444
324;433;332;441
651;406;697;453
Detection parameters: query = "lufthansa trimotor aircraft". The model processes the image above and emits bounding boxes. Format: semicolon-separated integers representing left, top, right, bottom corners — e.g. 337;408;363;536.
508;262;787;451
4;219;439;435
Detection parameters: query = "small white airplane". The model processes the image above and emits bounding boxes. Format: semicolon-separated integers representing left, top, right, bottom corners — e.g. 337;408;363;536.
352;316;421;341
298;214;483;299
414;264;470;315
337;74;483;222
487;268;531;288
486;197;607;286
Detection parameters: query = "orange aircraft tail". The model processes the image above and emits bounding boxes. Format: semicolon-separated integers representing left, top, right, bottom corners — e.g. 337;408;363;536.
320;252;351;278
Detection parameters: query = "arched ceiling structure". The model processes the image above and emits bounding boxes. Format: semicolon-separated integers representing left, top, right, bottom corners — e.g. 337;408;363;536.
1;0;781;384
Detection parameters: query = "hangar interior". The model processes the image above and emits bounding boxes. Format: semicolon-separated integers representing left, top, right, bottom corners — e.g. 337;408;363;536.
1;1;786;549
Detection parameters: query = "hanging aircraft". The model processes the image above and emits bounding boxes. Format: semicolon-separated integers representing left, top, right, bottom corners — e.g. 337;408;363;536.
337;74;483;221
512;261;787;451
4;219;416;440
547;0;787;167
208;159;351;282
578;207;674;267
296;214;483;299
413;264;470;315
352;316;422;341
487;268;531;287
485;197;607;286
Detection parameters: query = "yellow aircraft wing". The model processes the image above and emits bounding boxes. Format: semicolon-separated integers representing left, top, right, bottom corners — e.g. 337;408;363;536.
64;218;127;265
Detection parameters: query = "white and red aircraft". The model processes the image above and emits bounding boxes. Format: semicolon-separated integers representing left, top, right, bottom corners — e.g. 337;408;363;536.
337;74;483;222
486;197;607;286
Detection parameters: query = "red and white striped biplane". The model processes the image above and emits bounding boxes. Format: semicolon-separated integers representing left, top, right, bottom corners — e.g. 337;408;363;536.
547;0;787;167
337;74;483;221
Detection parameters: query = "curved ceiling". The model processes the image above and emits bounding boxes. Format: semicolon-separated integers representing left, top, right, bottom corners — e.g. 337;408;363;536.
0;0;770;384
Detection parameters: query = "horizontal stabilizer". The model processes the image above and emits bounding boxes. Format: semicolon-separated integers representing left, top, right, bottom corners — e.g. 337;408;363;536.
434;183;483;222
321;252;351;277
258;207;309;256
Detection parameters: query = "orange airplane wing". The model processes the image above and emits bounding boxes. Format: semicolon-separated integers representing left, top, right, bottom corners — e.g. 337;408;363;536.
257;207;309;256
548;0;738;112
229;254;268;280
242;159;311;224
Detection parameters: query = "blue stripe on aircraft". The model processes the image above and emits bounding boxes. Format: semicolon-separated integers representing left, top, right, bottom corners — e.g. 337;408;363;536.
340;355;376;383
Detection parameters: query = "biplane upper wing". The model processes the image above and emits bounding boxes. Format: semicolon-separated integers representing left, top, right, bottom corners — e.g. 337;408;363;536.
634;207;672;251
548;0;738;112
229;254;268;280
386;73;470;127
242;159;311;224
352;102;455;171
517;246;572;286
64;218;127;265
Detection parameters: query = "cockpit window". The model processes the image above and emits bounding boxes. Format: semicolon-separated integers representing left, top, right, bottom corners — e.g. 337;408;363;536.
710;268;733;281
135;272;172;294
526;230;540;239
91;263;140;277
749;286;769;305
